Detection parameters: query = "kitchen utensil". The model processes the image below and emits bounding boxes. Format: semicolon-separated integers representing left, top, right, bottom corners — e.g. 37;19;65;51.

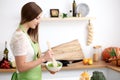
46;41;58;67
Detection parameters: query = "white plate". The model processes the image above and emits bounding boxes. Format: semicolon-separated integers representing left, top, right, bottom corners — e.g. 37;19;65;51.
76;3;89;17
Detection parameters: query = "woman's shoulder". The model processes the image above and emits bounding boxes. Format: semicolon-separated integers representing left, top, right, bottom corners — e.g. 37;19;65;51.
11;29;26;42
14;29;25;37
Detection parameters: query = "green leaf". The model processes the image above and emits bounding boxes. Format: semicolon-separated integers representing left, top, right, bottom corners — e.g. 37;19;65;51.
110;48;116;57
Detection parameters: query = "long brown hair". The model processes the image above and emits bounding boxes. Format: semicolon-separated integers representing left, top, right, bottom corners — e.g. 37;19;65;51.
20;2;42;43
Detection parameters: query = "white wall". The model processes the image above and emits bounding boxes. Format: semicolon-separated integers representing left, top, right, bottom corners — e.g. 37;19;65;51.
0;0;120;60
0;0;120;80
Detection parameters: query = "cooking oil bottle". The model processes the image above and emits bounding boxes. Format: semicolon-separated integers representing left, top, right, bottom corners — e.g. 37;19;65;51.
0;41;10;69
72;0;76;17
3;41;9;60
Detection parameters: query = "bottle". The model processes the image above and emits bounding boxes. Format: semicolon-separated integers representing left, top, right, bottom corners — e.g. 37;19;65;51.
0;41;10;69
72;0;76;17
3;41;9;60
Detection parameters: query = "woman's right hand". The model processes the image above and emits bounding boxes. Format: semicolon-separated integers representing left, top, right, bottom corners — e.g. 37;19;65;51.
42;50;54;62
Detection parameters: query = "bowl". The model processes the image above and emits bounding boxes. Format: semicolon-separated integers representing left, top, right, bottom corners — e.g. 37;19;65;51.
46;61;63;72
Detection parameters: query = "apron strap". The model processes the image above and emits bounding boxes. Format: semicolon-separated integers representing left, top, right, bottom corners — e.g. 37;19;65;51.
19;25;38;60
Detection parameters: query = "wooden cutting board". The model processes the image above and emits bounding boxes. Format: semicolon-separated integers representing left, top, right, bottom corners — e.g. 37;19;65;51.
52;39;84;60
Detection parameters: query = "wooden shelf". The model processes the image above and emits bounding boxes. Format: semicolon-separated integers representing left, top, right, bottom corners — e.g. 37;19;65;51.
1;61;120;72
41;17;95;21
0;68;16;72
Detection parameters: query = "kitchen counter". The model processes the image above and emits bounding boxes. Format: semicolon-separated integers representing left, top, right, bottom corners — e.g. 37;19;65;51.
0;60;120;72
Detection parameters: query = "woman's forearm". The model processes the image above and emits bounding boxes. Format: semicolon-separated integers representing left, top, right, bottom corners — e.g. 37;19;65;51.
15;56;46;72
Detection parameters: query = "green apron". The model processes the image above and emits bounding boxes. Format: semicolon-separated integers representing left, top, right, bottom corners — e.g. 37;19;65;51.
11;25;42;80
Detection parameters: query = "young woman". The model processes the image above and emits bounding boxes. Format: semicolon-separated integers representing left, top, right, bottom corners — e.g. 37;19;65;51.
10;2;53;80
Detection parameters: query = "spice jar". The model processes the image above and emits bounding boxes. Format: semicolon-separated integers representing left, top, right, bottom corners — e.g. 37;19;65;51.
93;45;102;62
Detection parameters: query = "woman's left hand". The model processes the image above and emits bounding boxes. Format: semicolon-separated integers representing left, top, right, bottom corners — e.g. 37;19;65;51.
45;65;58;74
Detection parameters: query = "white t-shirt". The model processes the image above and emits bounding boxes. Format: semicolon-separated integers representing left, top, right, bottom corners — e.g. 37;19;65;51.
10;30;34;62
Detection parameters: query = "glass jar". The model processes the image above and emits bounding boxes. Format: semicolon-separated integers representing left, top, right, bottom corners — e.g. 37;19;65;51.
93;45;102;62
